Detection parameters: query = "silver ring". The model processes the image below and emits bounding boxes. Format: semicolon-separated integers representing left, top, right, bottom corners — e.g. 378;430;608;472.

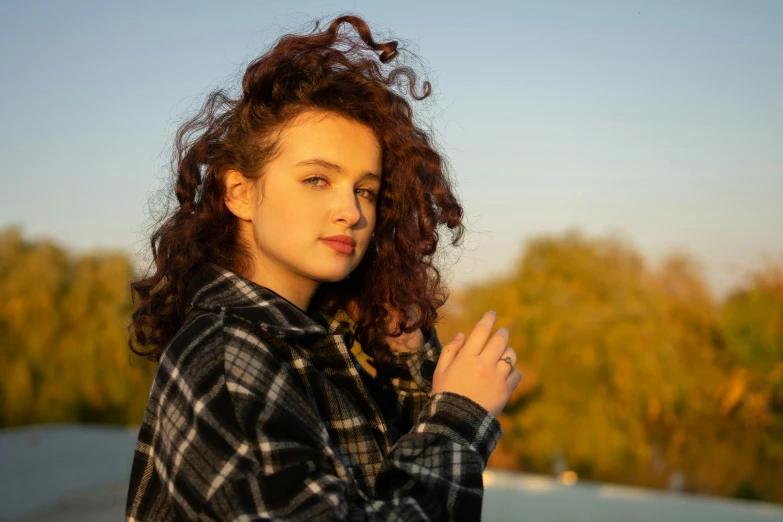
502;356;514;367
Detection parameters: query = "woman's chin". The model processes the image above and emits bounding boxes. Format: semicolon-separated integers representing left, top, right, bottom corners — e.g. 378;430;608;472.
314;269;354;284
309;257;362;283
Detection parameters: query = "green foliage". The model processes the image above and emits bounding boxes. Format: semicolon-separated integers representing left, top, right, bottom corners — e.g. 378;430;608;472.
1;226;781;502
439;231;783;502
722;262;783;373
0;227;154;427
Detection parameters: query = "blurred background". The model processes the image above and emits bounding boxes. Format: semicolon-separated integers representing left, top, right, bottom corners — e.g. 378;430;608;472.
1;0;782;520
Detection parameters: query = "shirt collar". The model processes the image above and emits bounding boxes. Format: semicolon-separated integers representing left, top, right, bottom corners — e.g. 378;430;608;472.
188;264;352;341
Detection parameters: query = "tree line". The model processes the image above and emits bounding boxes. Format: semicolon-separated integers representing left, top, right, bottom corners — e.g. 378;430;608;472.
435;232;783;502
1;226;780;502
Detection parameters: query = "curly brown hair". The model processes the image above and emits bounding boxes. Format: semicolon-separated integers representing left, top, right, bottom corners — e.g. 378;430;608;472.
129;15;465;375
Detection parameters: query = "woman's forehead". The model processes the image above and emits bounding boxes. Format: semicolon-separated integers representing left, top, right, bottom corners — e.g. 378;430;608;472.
276;112;382;174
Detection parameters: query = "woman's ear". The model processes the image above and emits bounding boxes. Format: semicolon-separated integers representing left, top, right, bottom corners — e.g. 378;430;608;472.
222;168;257;221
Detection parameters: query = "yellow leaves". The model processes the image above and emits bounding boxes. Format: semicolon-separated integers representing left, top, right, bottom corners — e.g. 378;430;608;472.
745;392;772;427
769;363;783;384
2;226;783;499
3;359;34;425
670;428;686;455
438;230;783;500
647;397;661;423
0;227;154;427
718;369;747;416
716;366;780;427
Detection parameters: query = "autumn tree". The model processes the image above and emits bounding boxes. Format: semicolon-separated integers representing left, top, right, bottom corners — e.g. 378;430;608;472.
0;227;154;427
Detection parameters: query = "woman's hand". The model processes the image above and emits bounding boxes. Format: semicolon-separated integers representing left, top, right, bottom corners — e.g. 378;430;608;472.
430;311;521;418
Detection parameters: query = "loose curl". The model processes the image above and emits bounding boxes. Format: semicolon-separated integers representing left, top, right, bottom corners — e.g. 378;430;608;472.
129;15;465;375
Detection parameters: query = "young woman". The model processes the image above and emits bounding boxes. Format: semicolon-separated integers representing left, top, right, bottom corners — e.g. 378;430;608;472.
126;15;521;521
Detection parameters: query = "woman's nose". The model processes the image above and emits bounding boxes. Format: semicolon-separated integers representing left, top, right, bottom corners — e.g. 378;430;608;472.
332;188;362;225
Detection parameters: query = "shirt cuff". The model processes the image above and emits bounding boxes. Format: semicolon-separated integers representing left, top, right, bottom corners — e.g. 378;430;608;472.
413;391;503;464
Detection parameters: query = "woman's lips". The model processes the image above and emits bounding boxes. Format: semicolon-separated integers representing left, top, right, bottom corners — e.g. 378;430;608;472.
321;239;355;254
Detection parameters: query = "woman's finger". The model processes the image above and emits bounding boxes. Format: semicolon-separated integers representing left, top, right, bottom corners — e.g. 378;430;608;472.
481;326;509;363
462;311;497;357
434;332;465;376
496;347;517;373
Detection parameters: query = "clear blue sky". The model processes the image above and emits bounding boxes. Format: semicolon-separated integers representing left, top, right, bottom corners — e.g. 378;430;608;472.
1;0;781;297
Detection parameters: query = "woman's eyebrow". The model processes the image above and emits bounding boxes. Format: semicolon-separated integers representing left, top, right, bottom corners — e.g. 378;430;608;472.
295;158;380;180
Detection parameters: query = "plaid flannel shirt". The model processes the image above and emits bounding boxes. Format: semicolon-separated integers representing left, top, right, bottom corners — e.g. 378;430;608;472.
126;264;502;521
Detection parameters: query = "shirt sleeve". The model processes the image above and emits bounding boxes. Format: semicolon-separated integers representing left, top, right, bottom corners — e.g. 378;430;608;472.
151;321;502;521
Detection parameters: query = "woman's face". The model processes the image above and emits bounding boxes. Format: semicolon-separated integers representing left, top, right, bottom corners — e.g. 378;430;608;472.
243;110;382;298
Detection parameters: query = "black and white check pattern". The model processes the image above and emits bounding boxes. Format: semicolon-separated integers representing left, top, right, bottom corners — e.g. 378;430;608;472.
126;264;503;521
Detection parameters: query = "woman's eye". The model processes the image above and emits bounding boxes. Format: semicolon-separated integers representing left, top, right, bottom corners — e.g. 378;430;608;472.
356;188;378;202
305;176;376;202
305;176;328;187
